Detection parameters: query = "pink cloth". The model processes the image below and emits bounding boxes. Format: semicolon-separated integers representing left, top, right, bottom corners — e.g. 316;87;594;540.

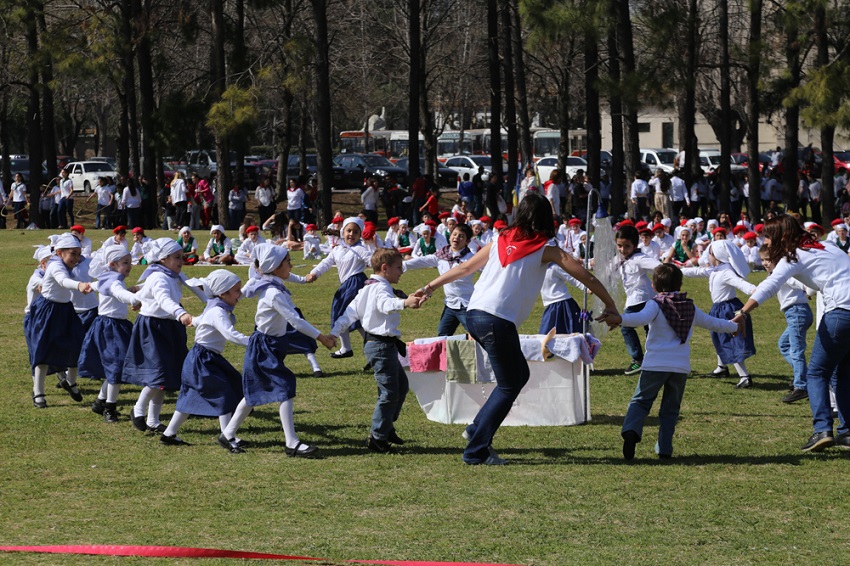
407;340;447;372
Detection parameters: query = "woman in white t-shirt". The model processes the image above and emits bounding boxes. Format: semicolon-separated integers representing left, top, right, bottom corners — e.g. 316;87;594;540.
420;193;618;465
10;173;29;229
121;179;143;229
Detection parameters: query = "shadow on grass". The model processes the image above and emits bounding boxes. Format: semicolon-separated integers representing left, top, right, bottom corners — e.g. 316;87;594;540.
492;450;842;466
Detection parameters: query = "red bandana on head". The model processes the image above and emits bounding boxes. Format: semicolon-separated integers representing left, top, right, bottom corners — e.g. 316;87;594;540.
497;227;549;267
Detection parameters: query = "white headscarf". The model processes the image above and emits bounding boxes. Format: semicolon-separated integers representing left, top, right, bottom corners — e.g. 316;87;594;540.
144;237;183;264
210;225;226;235
55;233;81;250
709;239;750;278
90;244;132;278
179;227;192;238
253;243;289;274
342;217;364;233
186;269;241;298
33;245;53;262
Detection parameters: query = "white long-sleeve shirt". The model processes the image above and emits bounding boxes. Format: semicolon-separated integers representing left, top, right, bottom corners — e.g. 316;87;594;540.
630;179;649;199
253;278;321;339
93;279;140;319
617;252;661;307
121;187;142;209
681;263;756;303
309;242;372;284
193;306;249;354
25;270;43;314
541;264;586;307
639;240;662;261
403;248;477;309
286;187;306;210
71;257;99;313
669;176;688;203
332;275;405;338
170;179;188;204
137;271;196;320
750;244;850;313
360;186;378;211
653;233;675;256
775;277;813;311
620;300;737;374
41;260;83;303
234;236;266;265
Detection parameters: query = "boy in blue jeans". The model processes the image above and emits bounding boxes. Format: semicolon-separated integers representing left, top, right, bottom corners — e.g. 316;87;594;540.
598;264;742;460
331;248;422;453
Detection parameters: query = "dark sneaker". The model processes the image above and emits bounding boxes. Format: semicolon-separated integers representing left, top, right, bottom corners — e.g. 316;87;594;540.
387;430;406;445
622;430;640;461
103;408;119;423
834;432;850;449
782;388;808;404
313;371;325;378
91;398;106;415
465;451;506;466
801;431;834;452
367;436;396;454
624;362;642;375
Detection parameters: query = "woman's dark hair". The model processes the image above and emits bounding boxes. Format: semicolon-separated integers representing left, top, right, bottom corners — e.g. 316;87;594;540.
616;225;639;245
763;214;818;265
271;211;289;239
452;223;473;241
510;192;556;239
653;264;683;293
127;178;137;197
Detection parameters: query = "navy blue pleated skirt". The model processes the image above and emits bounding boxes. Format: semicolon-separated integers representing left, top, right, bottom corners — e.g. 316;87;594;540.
539;298;582;335
28;296;84;371
242;332;296;406
330;272;367;330
122;315;188;391
710;298;755;365
287;307;317;355
176;344;243;417
77;307;98;335
79;316;133;383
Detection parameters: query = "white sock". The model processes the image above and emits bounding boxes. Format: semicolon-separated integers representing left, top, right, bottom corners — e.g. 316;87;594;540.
33;365;48;397
134;386;155;418
279;399;303;449
164;411;188;437
339;331;352;353
64;367;79;387
98;381;108;400
733;361;749;377
716;356;726;368
223;399;252;439
306;353;321;372
147;389;166;427
106;383;120;404
219;413;232;433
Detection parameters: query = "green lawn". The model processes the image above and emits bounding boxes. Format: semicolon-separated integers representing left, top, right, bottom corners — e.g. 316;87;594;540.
1;226;847;566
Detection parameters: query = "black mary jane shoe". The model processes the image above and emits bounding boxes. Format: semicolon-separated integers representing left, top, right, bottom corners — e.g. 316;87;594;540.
217;434;245;454
330;350;354;359
285;441;320;458
59;379;83;402
160;434;190;446
32;393;47;409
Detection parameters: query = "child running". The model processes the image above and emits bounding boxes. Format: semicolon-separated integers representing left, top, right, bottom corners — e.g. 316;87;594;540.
79;245;141;423
160;270;249;447
220;244;335;456
123;238;206;433
598;264;741;460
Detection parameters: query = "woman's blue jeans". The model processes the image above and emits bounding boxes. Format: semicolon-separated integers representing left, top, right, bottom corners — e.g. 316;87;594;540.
463;310;529;463
807;308;850;435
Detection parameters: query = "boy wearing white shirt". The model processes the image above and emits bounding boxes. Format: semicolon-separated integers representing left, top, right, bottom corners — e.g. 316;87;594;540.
331;249;422;454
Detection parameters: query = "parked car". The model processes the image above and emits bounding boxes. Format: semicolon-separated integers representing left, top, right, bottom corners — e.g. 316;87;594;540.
698;149;746;175
62;161;119;193
9;157;48;185
640;148;677;173
834;151;850;171
286;154;347;187
332;153;408;188
443;154;501;181
89;156;117;170
394;157;457;187
534;155;592;182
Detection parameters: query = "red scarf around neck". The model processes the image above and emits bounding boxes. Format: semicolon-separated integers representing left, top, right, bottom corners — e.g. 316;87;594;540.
497;227;549;267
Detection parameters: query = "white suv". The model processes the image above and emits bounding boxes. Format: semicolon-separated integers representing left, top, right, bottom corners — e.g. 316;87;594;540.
63;161;119;193
640;148;678;174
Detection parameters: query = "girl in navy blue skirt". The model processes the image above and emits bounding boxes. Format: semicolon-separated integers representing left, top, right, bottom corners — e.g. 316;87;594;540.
79;245;141;423
123;238;206;433
305;217;372;358
539;259;587;335
220;244;336;457
24;245;55;394
29;233;94;408
159;270;249;448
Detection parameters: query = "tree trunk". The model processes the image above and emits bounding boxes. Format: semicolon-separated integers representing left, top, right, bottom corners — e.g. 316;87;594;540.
232;0;247;188
311;0;334;225
718;0;731;213
135;0;159;227
683;0;699;189
618;0;639;217
815;3;834;225
408;0;421;186
746;0;762;221
211;0;232;227
487;0;503;197
509;0;532;166
782;10;801;214
419;56;436;178
607;2;624;218
25;3;43;226
501;0;518;198
0;93;10;188
558;68;571;212
584;28;601;193
276;88;294;196
37;4;58;179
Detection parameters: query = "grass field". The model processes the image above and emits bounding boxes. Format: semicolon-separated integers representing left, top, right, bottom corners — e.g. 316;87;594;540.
2;220;848;565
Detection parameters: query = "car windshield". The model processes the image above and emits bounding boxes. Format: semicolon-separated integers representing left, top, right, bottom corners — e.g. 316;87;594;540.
539;158;557;166
362;155;393;167
10;159;30;172
657;151;676;164
469;156;492;167
84;162;114;172
566;157;587;166
835;152;850;161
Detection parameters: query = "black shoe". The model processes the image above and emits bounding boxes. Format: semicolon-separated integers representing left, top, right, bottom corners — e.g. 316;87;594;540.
32;393;47;409
147;423;167;433
782;388;808;404
735;376;752;389
622;430;639;461
367;436;396;454
313;370;325;378
387;430;406;445
59;379;83;402
363;362;373;372
160;434;190;446
217;434;245;454
330;350;353;359
103;407;119;423
131;412;147;432
801;431;834;452
835;432;850;449
234;438;250;448
285;441;319;458
624;362;642;375
55;372;66;389
712;365;730;376
91;398;106;415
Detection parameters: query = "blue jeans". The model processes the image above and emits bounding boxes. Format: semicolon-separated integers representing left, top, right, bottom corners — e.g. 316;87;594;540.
622;370;688;457
621;302;647;363
806;308;850;435
463;310;529;463
779;304;813;391
363;340;409;440
437;305;468;336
